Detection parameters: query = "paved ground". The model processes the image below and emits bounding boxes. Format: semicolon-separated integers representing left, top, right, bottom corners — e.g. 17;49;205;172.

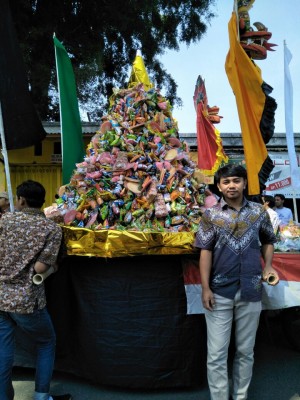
12;311;300;400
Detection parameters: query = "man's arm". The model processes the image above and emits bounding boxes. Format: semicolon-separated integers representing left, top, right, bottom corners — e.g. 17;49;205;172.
200;249;215;311
36;225;62;269
261;243;279;283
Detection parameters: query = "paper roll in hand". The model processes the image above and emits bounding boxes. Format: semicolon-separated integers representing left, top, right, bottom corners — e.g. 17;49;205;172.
33;266;55;285
263;272;279;286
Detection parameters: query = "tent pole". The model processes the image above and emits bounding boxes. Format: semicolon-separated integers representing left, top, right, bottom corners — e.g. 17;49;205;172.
0;101;14;212
292;190;298;223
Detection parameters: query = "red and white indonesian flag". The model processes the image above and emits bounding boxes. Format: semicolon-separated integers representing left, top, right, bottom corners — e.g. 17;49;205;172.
183;254;300;314
261;253;300;309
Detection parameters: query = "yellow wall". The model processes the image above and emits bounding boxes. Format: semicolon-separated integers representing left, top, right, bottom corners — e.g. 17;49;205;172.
2;135;92;207
0;163;6;192
2;138;62;207
8;137;60;163
9;164;62;207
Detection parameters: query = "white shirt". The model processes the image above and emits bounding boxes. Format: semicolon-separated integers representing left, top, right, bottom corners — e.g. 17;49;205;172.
274;207;293;226
267;208;280;233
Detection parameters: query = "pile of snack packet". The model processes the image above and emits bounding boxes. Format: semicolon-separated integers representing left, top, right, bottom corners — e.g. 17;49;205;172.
47;83;216;233
274;222;300;252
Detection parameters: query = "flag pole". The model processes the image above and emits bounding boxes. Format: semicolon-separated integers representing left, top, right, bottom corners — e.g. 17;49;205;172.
292;190;298;223
53;32;64;185
0;101;14;212
233;0;240;41
284;40;300;223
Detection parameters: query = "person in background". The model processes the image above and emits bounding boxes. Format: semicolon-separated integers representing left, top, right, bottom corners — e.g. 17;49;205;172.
0;180;72;400
262;195;280;234
195;164;278;400
0;191;10;217
274;193;293;226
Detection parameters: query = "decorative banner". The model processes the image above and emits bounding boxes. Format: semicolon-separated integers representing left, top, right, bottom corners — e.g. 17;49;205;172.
225;11;277;195
54;36;85;185
193;75;228;176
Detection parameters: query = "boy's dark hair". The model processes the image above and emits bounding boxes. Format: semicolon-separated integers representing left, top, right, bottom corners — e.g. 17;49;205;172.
274;193;285;201
214;164;247;184
263;195;275;208
16;180;45;208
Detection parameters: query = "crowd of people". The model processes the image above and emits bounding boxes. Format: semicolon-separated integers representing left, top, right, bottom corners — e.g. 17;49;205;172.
0;170;296;400
255;192;294;234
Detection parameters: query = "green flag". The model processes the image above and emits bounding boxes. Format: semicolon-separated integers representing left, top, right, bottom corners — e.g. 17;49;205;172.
54;36;84;184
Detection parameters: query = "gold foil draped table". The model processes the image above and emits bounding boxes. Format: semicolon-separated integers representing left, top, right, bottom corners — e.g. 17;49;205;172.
62;226;198;258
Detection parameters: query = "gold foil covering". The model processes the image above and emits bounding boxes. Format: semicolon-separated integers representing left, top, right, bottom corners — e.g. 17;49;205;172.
62;226;197;258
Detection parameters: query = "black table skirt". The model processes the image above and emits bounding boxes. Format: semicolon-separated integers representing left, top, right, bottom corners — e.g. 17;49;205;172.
15;255;207;388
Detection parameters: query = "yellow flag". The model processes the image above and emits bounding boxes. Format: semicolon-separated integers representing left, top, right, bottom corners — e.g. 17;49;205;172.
225;12;272;195
128;52;153;91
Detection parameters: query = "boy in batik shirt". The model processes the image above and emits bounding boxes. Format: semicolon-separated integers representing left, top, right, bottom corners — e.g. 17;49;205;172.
195;165;278;400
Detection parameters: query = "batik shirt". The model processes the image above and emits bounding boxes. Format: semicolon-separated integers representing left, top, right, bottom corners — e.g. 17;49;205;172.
0;208;62;313
195;198;277;301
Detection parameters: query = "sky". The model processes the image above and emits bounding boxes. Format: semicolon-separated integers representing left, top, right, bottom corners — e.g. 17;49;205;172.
160;0;300;134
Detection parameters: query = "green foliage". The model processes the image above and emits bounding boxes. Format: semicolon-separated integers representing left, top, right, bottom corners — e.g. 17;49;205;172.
10;0;215;121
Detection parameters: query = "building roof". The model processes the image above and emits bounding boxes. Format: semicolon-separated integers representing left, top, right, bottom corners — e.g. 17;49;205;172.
43;121;99;136
42;122;300;152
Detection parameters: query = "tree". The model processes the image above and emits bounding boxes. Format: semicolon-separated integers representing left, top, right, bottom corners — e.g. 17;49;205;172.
9;0;216;121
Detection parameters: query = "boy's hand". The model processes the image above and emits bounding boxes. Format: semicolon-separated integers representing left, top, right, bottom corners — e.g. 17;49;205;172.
202;287;215;311
263;266;279;286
